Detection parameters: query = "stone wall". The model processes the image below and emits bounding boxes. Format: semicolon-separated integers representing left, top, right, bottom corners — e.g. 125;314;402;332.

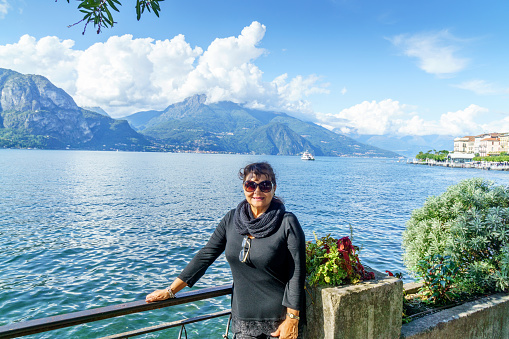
303;270;509;339
401;293;509;339
304;269;403;339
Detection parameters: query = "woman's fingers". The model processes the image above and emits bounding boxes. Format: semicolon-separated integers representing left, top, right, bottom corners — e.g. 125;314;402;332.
272;318;298;339
145;289;168;303
270;327;280;337
145;291;156;302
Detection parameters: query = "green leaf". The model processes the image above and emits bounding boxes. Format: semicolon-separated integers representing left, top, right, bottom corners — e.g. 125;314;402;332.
107;0;120;12
136;1;142;20
104;7;114;25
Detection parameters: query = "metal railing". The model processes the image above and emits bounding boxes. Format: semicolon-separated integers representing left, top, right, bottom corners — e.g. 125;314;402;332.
0;284;233;339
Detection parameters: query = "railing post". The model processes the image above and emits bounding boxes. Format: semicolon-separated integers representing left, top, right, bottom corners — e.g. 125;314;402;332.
222;313;232;339
177;324;187;339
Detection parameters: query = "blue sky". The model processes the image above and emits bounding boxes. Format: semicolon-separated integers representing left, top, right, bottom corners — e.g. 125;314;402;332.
0;0;508;137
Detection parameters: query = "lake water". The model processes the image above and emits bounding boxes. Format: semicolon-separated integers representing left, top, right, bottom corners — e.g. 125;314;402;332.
2;149;509;338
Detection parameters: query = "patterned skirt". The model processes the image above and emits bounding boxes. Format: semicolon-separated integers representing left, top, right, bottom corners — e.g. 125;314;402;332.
231;315;303;339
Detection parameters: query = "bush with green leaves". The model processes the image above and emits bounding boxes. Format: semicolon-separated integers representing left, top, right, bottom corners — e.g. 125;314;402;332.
415;254;459;304
473;155;509;162
306;233;374;287
415;150;449;162
403;178;509;299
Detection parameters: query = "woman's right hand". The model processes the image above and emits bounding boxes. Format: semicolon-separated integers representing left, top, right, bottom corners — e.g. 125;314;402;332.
145;278;188;303
145;289;171;303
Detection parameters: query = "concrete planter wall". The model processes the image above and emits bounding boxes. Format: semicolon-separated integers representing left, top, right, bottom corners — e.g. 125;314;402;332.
303;270;509;339
304;269;403;339
401;292;509;339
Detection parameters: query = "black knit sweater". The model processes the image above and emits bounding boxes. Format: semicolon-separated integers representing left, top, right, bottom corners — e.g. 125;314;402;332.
178;209;306;321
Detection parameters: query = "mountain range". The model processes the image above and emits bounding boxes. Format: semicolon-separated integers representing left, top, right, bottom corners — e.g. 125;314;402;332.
0;67;401;157
123;94;399;157
0;68;149;150
352;134;454;159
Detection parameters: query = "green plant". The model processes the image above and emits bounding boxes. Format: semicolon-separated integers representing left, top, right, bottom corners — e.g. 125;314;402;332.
403;178;509;301
415;150;449;162
415;254;459;304
473;155;509;162
58;0;163;34
306;233;374;287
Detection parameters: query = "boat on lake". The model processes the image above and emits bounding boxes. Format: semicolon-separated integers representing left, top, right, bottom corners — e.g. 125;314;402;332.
301;151;315;160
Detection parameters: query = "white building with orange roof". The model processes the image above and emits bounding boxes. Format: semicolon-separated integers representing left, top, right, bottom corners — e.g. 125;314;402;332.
454;136;475;153
454;137;469;153
475;134;488;154
499;133;509;154
479;137;501;157
451;132;508;158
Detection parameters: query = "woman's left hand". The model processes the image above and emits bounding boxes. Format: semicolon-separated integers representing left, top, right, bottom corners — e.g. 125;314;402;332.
270;317;299;339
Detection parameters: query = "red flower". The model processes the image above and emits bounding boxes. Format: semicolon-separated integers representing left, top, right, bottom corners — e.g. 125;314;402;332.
385;270;394;276
337;237;353;252
339;249;353;275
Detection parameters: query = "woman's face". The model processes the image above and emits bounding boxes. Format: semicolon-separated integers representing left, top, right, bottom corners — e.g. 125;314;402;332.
243;173;276;218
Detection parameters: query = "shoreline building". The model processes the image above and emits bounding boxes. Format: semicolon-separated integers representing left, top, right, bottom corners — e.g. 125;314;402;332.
500;133;509;154
453;136;475;153
452;132;508;161
479;137;501;157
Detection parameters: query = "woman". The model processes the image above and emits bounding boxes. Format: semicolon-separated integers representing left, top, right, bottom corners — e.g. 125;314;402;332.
146;162;306;339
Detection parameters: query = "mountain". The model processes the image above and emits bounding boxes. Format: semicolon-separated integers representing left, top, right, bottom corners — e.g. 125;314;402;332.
0;67;400;156
353;134;454;158
124;94;399;157
123;109;164;131
83;106;111;117
0;68;150;150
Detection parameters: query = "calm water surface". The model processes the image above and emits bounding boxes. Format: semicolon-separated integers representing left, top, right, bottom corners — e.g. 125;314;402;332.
1;149;509;338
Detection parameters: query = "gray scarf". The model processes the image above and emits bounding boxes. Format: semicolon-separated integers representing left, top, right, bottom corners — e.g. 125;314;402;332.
234;199;285;238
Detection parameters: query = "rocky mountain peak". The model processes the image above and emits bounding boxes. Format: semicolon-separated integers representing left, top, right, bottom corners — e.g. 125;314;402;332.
0;68;148;150
0;68;78;113
182;93;207;108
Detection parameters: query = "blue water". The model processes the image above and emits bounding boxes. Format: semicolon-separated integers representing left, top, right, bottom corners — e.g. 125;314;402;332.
1;149;509;338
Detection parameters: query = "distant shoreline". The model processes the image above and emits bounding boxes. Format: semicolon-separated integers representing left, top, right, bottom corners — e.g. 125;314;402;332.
0;147;400;158
409;159;509;171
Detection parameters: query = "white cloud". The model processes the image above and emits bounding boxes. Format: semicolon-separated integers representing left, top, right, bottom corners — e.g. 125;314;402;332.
0;0;10;18
452;79;509;95
389;30;469;76
398;104;488;136
0;21;328;118
72;34;203;111
316;100;507;137
317;99;409;135
437;105;486;134
0;35;81;93
179;21;267;103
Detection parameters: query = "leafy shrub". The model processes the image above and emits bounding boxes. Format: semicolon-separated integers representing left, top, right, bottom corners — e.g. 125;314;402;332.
403;178;509;299
473;155;509;162
306;233;374;286
415;254;459;304
415;150;449;161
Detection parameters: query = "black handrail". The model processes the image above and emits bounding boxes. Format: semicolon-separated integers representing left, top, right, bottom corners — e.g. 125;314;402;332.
99;310;231;339
0;284;233;339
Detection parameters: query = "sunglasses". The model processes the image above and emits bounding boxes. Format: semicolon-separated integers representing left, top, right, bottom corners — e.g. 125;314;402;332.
239;236;251;263
243;180;273;193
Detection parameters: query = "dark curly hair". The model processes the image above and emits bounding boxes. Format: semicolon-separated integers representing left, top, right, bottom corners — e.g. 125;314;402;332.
238;162;277;185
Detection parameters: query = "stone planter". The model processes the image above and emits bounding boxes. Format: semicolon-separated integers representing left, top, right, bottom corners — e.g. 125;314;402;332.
304;269;403;339
401;292;509;339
